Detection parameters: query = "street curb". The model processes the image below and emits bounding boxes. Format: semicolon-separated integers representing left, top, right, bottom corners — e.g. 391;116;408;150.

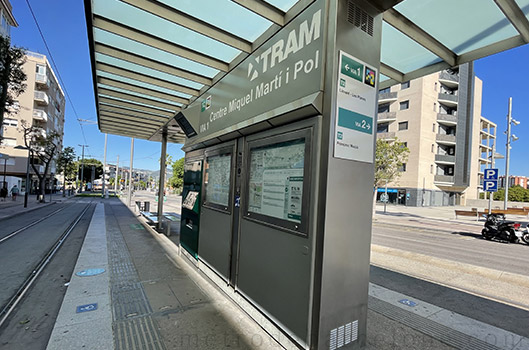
0;201;58;221
371;244;529;288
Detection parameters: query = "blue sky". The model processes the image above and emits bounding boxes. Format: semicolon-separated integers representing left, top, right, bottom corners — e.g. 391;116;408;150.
10;1;529;176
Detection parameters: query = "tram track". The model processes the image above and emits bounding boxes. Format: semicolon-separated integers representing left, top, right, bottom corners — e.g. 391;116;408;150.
0;201;93;328
0;206;67;244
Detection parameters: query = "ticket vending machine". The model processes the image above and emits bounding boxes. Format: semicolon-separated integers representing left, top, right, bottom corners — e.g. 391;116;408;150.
179;0;383;348
180;154;203;259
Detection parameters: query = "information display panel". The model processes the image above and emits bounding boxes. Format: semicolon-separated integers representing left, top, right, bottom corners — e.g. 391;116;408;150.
244;128;312;235
203;148;233;212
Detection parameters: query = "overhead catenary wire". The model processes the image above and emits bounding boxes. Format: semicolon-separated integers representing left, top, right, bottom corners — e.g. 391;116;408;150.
24;0;88;145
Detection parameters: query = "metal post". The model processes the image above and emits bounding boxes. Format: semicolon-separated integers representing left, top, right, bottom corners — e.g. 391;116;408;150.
79;144;86;192
2;157;7;188
384;179;388;214
115;155;119;194
127;138;134;207
504;98;512;210
102;133;107;198
24;149;30;208
157;131;167;230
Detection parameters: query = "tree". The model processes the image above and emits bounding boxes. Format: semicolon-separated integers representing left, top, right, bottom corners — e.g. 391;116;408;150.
373;138;409;209
493;185;529;202
21;121;61;202
168;157;184;190
0;35;27;139
76;158;103;184
57;146;76;196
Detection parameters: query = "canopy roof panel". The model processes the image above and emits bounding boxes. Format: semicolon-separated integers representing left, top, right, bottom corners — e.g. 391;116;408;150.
84;0;529;143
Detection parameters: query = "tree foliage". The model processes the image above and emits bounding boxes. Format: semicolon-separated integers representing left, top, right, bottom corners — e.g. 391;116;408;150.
21;121;61;201
493;185;529;202
168;157;184;190
374;138;409;188
76;158;103;183
57;146;76;181
0;35;27;137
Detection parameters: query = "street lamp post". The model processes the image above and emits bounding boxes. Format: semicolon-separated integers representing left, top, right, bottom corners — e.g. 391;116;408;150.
503;97;519;210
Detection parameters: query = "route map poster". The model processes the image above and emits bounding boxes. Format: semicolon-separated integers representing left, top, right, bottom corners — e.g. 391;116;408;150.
205;154;231;206
248;139;305;223
334;51;377;163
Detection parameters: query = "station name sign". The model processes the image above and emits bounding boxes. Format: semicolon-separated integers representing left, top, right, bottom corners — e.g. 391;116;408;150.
189;0;325;141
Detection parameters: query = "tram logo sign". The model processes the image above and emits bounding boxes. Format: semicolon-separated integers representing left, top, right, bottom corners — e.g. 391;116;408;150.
247;9;321;82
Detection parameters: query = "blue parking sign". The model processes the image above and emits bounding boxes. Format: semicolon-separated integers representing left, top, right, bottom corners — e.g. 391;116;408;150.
484;180;498;192
484;168;498;180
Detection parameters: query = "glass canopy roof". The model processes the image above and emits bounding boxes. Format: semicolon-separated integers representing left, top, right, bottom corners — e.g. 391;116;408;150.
84;0;529;143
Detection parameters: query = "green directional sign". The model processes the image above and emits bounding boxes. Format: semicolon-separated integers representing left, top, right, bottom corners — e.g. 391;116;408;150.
340;54;363;82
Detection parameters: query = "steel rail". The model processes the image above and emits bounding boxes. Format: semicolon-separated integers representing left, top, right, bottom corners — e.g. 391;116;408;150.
0;202;93;327
0;206;67;244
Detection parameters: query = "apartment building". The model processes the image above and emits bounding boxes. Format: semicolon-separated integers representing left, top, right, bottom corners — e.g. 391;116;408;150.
0;52;65;193
0;0;16;38
376;62;494;206
499;175;529;190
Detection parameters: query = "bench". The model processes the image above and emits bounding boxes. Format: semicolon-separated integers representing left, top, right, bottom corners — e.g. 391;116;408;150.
454;210;480;220
490;207;529;216
140;211;158;224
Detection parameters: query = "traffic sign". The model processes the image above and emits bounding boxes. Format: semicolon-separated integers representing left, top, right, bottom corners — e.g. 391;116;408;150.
484;180;498;192
484;168;498;180
380;193;389;203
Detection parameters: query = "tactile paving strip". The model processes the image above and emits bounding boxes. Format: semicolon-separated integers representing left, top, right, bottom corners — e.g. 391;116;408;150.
114;315;165;350
106;205;165;350
368;296;503;350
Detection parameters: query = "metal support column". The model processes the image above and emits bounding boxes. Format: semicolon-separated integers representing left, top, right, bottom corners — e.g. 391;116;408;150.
102;133;107;198
127;138;134;207
503;97;512;210
157;130;167;230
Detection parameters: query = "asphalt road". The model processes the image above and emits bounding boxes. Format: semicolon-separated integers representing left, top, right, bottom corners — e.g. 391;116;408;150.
0;200;95;349
372;221;529;276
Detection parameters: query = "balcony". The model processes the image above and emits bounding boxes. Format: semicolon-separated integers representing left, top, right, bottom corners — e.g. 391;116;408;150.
437;113;457;126
377;132;396;140
439;70;459;88
438;92;458;107
434;175;455;183
436;134;456;145
435;154;456;164
377;112;396;123
35;74;49;89
33;109;48;122
378;91;398;104
34;91;49;106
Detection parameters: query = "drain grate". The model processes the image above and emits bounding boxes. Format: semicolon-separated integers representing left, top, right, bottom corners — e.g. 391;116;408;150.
368;296;503;350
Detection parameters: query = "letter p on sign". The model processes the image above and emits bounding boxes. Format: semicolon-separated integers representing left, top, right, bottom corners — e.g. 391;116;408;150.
484;168;498;180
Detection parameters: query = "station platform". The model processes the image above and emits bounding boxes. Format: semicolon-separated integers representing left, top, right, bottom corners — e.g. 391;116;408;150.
45;198;528;350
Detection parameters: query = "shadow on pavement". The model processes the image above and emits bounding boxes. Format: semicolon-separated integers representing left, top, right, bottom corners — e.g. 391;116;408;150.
370;265;529;337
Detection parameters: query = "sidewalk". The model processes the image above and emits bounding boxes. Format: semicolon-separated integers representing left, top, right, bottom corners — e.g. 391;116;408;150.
0;193;73;220
44;197;528;350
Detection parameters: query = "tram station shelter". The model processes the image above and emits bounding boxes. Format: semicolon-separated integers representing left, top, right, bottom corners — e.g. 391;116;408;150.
84;1;528;348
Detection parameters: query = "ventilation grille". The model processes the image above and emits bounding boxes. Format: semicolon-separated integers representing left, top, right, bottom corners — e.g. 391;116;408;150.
329;320;358;350
347;1;374;36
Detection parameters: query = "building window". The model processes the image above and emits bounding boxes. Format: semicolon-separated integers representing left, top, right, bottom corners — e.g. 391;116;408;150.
2;118;18;127
401;142;408;149
401;81;410;89
36;64;46;75
378;103;390;113
399;101;409;110
398;121;408;131
430;165;433;174
379;87;390;94
399;163;407;172
377;123;389;133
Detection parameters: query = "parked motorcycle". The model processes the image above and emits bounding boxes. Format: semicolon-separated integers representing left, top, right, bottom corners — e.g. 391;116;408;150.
515;223;529;245
481;213;525;244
